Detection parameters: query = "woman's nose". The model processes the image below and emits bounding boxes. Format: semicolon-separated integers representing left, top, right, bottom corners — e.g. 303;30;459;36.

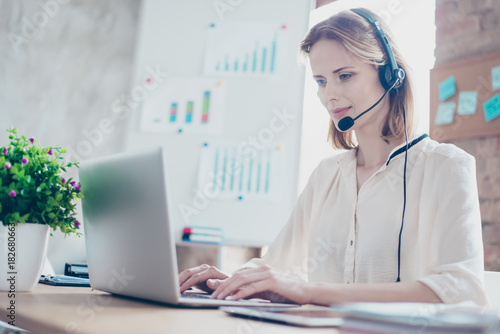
324;82;340;102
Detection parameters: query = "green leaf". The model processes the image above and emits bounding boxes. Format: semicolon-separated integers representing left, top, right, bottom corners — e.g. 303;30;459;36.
12;169;25;181
12;212;20;222
9;165;19;175
20;213;30;223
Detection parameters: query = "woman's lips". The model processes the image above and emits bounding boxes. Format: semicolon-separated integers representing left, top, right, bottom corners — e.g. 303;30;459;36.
330;106;351;120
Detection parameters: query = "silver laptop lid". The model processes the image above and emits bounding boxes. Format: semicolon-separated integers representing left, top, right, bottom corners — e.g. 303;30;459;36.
79;147;181;304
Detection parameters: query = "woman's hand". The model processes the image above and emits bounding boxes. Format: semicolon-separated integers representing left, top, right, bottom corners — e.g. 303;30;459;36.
178;264;230;293
211;265;312;305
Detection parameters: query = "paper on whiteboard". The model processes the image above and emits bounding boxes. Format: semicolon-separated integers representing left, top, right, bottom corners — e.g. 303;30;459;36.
197;141;285;201
140;78;226;135
203;22;290;77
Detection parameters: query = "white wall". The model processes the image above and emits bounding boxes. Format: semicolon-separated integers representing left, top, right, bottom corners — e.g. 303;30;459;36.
0;0;140;273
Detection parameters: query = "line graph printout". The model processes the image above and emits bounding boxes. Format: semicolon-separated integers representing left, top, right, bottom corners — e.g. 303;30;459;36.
197;141;285;201
140;78;226;135
203;22;289;77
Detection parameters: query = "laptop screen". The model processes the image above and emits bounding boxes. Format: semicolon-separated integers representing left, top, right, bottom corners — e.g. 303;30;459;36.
79;147;181;304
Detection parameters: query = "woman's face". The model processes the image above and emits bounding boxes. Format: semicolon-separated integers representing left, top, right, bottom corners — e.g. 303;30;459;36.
309;39;388;132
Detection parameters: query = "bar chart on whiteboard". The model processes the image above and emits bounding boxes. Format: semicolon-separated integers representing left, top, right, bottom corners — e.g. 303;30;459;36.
140;78;226;134
203;22;290;77
197;141;285;201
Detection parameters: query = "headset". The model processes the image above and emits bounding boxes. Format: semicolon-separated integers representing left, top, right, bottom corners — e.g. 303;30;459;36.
338;8;406;131
351;8;406;91
347;8;409;283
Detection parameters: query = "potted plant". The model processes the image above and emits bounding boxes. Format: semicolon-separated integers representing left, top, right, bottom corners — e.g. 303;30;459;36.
0;127;84;291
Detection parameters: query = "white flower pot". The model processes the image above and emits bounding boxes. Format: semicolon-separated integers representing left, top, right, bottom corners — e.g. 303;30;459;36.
0;223;50;292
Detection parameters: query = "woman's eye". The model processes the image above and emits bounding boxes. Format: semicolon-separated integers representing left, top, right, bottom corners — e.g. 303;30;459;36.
339;73;352;80
316;79;326;86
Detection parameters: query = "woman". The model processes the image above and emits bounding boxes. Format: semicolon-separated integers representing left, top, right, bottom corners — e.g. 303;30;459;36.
178;8;487;306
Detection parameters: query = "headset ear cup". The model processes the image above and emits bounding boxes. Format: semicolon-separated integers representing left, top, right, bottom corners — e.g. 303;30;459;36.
379;64;405;90
378;64;393;90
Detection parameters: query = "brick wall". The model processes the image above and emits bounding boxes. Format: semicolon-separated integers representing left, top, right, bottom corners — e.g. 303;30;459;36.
434;0;500;270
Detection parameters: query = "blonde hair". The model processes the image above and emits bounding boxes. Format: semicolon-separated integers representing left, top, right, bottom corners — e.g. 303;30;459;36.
300;9;415;150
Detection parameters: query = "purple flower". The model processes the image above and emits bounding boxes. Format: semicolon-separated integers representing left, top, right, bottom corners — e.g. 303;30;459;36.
2;148;7;155
70;181;76;187
62;178;66;184
21;158;28;165
74;183;81;190
9;190;16;197
29;137;35;143
74;221;81;228
4;162;11;170
48;149;53;155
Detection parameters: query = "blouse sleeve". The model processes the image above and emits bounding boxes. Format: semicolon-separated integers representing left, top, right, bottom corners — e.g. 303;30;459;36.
234;163;321;280
418;151;487;305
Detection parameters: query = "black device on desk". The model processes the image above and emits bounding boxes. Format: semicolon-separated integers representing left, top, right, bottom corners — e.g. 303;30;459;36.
39;263;91;287
64;263;89;278
39;275;91;287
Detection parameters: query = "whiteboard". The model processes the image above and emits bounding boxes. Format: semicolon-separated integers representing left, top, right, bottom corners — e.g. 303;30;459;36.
125;0;312;247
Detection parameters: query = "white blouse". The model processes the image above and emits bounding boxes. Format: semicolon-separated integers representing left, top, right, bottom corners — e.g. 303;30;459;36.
240;135;487;305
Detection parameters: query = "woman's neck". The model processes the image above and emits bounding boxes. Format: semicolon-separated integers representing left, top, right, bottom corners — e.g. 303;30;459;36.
355;130;399;169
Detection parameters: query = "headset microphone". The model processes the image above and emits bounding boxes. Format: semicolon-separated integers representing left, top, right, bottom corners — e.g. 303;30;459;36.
337;79;398;132
337;117;354;132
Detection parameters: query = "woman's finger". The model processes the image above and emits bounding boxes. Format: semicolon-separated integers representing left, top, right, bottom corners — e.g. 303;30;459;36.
206;278;224;290
179;265;229;293
230;279;276;301
178;264;211;286
212;268;271;300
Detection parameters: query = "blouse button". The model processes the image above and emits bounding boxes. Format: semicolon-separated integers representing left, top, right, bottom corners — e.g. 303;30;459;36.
350;240;353;246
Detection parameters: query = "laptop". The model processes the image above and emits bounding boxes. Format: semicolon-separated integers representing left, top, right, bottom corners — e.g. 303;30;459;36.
79;147;296;308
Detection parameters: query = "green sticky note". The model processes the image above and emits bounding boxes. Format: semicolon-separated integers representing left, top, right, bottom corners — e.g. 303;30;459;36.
492;66;500;91
435;102;455;125
439;76;456;101
483;94;500;122
457;91;477;115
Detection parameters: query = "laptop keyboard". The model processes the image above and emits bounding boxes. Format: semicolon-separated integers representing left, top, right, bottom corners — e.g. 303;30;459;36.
181;292;212;299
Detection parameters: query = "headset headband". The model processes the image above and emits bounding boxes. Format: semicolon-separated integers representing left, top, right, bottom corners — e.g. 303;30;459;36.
351;8;399;74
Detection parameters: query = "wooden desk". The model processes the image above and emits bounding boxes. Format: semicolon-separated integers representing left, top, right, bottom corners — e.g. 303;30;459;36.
1;284;339;334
